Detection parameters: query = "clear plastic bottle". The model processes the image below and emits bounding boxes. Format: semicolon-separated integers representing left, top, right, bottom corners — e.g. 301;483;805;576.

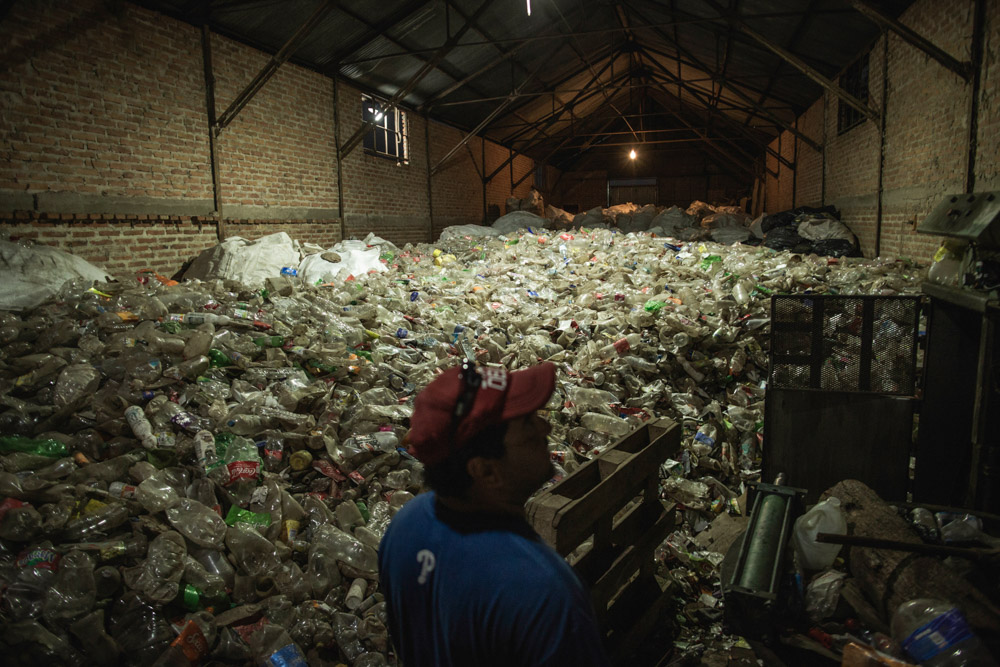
690;423;718;456
70;609;120;663
248;622;309;667
891;599;993;666
125;405;158;450
598;333;641;359
62;503;130;541
220;436;261;506
189;546;236;589
43;549;96;624
166;498;227;549
226;524;281;577
53;364;101;407
123;531;187;604
108;592;175;665
580;412;632;437
136;474;182;513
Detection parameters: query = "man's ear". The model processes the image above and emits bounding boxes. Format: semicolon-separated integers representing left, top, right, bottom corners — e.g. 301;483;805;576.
466;456;503;489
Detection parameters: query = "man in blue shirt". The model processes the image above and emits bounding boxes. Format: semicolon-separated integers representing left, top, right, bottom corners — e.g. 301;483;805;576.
378;361;610;666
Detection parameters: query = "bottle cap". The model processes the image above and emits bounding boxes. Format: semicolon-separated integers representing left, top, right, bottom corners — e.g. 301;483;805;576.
289;450;314;471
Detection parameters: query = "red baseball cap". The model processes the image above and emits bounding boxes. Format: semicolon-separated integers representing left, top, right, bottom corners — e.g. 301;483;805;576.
406;362;556;467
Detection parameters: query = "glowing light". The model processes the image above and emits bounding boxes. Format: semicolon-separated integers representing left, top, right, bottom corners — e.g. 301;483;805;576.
629;148;637;160
526;0;531;16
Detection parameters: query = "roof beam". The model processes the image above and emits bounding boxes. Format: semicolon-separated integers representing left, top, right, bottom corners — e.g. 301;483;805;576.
638;57;794;170
849;0;971;80
320;0;428;72
640;37;823;153
339;0;497;158
214;0;336;133
499;52;622;148
701;0;879;122
742;0;818;129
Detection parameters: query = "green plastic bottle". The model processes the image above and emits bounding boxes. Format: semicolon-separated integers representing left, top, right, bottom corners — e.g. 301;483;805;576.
0;436;68;457
207;349;232;368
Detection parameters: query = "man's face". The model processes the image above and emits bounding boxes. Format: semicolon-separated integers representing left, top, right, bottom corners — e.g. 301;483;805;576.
495;411;554;503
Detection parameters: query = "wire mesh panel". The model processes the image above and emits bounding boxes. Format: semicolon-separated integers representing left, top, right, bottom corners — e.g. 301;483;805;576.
768;295;921;395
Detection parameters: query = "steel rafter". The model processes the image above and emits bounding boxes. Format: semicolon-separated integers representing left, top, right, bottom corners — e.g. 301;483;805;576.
742;0;819;129
849;0;971;80
701;0;879;121
214;0;337;133
320;0;428;73
339;0;498;159
637;30;823;153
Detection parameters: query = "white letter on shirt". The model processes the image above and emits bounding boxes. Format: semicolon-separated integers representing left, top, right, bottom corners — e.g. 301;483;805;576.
416;549;436;585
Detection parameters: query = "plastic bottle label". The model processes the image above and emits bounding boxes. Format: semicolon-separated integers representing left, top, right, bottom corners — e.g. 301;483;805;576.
225;460;260;485
108;482;137;499
0;497;27;521
265;644;308;667
613;337;632;354
903;609;975;662
172;620;209;661
312;459;347;481
16;547;60;571
353;435;379;453
694;431;716;448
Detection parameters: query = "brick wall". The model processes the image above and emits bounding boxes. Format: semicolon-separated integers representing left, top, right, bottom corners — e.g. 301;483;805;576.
428;121;485;239
0;0;212;206
483;143;536;213
795;100;825;207
213;33;338;216
552;171;608;211
880;2;976;260
976;5;1000;191
0;0;534;278
2;216;218;278
761;0;996;262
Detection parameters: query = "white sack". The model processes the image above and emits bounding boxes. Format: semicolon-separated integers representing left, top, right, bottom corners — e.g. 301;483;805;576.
298;240;387;284
710;226;752;245
0;240;113;311
701;212;747;230
492;211;548;235
796;215;857;244
183;232;301;288
652;206;695;232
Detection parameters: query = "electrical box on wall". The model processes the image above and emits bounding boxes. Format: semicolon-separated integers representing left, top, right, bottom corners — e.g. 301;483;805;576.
916;191;1000;246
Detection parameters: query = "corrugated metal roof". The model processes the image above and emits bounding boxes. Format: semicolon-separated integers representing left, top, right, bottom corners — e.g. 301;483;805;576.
133;0;914;172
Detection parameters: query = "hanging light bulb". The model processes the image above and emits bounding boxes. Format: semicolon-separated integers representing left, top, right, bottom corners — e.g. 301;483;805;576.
629;148;637;160
526;0;531;16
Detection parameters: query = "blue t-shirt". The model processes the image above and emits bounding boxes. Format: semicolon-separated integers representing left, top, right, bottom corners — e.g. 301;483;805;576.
378;492;611;667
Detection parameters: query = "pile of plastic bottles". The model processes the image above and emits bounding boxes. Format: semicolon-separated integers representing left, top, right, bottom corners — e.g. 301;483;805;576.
0;226;925;664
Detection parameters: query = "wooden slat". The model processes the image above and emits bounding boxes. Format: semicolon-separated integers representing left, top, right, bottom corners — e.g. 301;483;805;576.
551;421;678;554
526;418;681;664
590;508;676;611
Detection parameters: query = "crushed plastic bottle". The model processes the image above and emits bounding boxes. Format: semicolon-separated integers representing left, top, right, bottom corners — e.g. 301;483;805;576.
0;216;928;664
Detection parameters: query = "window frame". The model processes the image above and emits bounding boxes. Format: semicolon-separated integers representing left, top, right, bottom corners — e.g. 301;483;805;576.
837;52;871;135
361;94;408;164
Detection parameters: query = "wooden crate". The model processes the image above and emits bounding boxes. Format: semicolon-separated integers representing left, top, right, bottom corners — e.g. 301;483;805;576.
526;418;680;663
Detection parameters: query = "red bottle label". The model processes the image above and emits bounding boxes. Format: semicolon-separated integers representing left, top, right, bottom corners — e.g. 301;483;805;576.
16;547;61;571
312;459;347;482
225;461;260;485
0;497;27;521
613;337;631;354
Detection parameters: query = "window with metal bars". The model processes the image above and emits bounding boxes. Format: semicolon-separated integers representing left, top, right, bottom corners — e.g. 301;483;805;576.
837;52;870;135
362;94;408;163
